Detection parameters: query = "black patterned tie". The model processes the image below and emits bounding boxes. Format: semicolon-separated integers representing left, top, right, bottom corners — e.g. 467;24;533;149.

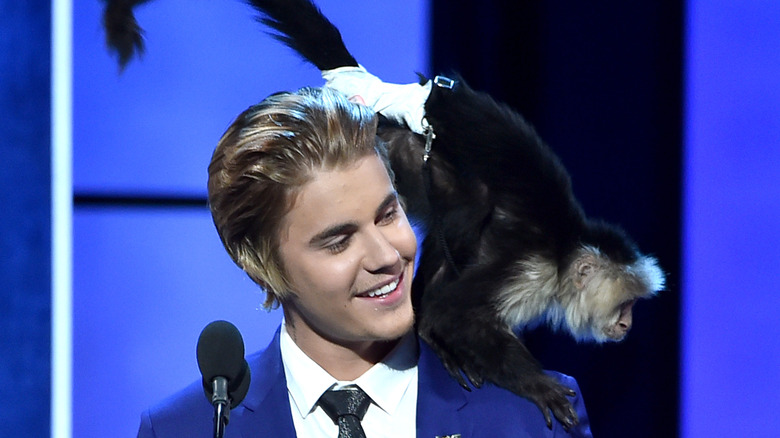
317;385;371;438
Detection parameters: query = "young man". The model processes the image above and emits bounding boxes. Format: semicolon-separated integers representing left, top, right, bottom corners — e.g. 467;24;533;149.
137;87;592;437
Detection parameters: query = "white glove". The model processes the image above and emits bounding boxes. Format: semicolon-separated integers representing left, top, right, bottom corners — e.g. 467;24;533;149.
322;65;431;134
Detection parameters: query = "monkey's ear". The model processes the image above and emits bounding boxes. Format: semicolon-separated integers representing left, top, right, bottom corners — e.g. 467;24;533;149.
573;252;598;290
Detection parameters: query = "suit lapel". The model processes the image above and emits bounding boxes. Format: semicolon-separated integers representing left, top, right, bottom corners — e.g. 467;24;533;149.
416;339;473;438
233;329;297;438
230;331;475;438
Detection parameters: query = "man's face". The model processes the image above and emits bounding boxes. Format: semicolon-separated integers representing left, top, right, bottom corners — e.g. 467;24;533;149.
278;153;417;360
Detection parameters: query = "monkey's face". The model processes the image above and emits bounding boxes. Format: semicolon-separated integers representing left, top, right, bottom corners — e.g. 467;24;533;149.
600;297;636;341
579;274;638;342
571;246;664;343
584;269;663;343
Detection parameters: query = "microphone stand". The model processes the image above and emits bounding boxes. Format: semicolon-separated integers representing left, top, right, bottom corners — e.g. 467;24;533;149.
211;377;231;438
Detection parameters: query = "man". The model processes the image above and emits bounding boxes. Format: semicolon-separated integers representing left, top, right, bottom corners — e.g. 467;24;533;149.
137;87;591;437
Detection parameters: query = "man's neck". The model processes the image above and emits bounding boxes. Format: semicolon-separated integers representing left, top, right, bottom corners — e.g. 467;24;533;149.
283;321;400;381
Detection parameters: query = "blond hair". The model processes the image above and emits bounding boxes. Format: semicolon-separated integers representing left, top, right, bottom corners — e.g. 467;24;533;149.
208;87;383;308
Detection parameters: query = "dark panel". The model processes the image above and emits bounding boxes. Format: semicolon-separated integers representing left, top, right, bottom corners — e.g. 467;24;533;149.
431;1;683;436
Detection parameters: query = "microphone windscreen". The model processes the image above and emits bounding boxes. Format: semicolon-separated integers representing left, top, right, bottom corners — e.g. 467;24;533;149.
196;320;246;383
229;361;252;406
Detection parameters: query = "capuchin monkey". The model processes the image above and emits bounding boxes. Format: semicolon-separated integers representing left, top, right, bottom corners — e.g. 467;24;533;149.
101;0;666;429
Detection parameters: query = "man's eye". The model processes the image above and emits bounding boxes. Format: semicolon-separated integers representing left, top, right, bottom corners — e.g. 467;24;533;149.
325;236;351;254
377;206;399;225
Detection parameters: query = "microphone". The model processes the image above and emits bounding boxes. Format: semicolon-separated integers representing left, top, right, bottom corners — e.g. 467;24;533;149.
196;320;251;438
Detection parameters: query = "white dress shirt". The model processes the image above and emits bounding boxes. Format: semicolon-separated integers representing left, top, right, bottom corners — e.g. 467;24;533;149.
280;321;419;437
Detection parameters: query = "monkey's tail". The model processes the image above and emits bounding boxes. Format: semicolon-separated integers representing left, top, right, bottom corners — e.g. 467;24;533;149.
247;0;358;70
102;0;359;72
102;0;153;70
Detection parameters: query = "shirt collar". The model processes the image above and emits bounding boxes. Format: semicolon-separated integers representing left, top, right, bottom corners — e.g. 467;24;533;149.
280;320;418;419
353;330;418;415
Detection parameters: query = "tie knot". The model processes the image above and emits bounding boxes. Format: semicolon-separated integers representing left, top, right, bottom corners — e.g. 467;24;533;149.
317;385;371;424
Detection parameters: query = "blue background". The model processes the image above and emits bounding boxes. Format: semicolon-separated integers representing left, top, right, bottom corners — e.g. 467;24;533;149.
682;1;780;435
1;0;779;436
71;0;429;436
0;1;51;436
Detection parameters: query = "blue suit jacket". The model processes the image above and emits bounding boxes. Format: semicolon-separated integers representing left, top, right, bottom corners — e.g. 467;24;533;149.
138;329;592;437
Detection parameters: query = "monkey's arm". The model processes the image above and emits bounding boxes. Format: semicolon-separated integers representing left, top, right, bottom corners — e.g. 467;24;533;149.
416;260;579;430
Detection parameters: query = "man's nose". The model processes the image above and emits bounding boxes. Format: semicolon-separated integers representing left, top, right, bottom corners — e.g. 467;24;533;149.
363;229;400;273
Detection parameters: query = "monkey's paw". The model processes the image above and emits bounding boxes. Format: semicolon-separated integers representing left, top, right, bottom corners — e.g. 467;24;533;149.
420;334;479;390
524;377;579;431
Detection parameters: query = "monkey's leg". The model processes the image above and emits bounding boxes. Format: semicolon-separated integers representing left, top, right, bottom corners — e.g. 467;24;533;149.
418;267;578;430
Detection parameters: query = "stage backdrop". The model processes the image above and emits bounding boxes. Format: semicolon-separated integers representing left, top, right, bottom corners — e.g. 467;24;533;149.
13;0;772;437
71;0;429;436
682;0;780;436
0;1;50;436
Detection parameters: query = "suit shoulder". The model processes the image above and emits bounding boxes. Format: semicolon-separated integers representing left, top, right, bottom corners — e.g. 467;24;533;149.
137;379;214;438
137;346;275;438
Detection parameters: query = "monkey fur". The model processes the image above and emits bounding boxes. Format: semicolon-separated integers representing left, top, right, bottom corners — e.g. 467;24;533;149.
101;0;152;69
377;81;664;429
102;0;666;429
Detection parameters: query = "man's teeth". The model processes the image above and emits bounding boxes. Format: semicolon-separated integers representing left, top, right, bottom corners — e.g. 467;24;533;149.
365;279;399;298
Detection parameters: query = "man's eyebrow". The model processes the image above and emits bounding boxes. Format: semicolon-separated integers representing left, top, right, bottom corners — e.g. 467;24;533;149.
308;223;358;247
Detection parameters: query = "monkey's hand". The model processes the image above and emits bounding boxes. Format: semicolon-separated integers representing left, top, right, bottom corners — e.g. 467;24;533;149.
322;65;431;134
439;346;487;390
524;375;579;431
427;327;579;430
